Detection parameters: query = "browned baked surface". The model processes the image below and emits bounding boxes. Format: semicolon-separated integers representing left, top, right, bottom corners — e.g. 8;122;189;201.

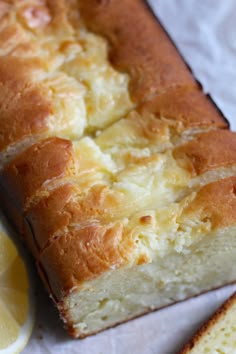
0;57;53;152
39;222;132;300
24;183;124;252
78;0;197;101
24;184;76;252
183;177;236;229
0;137;76;210
179;292;236;354
139;86;227;129
78;0;228;129
174;130;236;175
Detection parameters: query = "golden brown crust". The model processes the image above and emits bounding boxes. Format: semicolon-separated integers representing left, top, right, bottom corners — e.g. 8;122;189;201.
179;292;236;354
184;177;236;229
25;183;129;251
0;56;53;152
46;0;80;31
24;184;76;251
174;130;236;175
39;222;132;300
139;86;228;130
78;0;196;102
0;137;76;210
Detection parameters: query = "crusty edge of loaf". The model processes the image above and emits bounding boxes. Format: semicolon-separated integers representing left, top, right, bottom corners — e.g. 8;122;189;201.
144;1;229;129
179;291;236;354
78;0;229;128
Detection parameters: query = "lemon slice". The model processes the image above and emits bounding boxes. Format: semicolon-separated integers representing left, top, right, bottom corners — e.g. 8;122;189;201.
0;227;34;354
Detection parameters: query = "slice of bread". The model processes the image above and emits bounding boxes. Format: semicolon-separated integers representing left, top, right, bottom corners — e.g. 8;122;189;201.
0;0;235;338
180;292;236;354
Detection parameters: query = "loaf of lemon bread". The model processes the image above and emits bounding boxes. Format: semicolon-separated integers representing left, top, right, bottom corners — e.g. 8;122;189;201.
0;0;235;338
180;292;236;353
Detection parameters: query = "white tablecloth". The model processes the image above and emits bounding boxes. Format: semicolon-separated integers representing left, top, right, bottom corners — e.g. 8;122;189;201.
23;1;236;353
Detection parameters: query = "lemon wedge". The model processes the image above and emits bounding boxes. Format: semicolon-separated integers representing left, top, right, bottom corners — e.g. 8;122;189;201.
0;227;34;354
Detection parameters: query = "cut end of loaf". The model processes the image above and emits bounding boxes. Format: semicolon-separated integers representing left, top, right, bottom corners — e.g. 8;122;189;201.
37;177;236;337
59;224;236;338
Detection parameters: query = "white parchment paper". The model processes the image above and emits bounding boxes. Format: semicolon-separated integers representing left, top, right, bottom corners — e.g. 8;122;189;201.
22;1;236;353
